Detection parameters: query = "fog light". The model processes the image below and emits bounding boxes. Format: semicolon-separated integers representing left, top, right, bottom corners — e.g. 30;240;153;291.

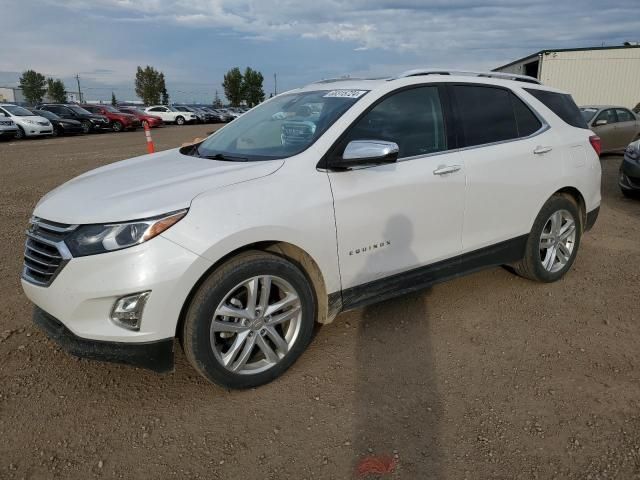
110;291;150;331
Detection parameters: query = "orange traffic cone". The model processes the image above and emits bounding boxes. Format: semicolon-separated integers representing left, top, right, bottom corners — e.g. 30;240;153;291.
144;122;155;154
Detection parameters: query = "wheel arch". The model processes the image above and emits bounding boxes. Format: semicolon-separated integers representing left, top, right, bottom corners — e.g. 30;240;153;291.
175;240;335;340
553;186;586;231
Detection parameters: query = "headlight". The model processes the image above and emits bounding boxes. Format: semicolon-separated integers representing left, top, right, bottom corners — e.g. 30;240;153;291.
65;209;187;257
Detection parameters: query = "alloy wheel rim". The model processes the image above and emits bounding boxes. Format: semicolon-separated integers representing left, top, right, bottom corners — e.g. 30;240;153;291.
210;275;302;375
539;209;577;273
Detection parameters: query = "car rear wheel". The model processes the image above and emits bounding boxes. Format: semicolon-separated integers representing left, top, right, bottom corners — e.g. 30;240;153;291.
81;121;91;134
112;121;123;132
182;250;316;389
513;195;582;282
175;116;185;125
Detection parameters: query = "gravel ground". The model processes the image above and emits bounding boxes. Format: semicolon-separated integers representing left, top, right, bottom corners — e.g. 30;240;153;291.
0;126;639;480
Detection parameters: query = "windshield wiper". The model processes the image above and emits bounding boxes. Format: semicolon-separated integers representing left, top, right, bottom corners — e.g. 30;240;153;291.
199;151;248;162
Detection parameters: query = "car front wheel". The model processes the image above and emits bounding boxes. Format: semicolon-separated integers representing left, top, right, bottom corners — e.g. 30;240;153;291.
112;121;123;132
514;194;582;282
182;251;316;389
81;121;92;134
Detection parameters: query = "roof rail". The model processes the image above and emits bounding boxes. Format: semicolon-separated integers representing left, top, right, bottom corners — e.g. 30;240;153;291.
394;69;541;85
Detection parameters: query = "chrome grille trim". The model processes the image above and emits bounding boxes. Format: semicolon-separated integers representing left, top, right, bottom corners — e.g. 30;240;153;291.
22;218;76;287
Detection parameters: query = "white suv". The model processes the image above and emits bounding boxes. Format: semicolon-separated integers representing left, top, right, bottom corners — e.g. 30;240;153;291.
144;105;197;125
21;70;601;388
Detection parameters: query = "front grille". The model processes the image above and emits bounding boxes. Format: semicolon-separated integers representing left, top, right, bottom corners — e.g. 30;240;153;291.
22;218;77;287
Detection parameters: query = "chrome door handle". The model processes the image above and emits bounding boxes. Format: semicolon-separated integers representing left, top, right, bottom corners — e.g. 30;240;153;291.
433;165;461;175
533;145;553;154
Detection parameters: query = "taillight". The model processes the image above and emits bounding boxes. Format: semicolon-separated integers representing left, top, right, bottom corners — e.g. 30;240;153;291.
589;135;601;156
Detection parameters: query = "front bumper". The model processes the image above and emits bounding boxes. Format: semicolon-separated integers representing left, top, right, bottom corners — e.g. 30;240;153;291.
21;235;213;343
619;155;640;192
21;123;53;136
34;306;174;372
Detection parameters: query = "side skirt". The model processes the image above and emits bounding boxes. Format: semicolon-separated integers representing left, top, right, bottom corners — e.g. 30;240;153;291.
330;234;528;313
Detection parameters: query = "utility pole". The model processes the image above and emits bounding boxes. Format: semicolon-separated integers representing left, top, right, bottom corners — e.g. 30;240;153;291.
75;74;82;103
274;73;277;96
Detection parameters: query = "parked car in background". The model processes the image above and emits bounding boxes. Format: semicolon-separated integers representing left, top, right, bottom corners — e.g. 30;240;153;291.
620;139;640;198
117;106;164;128
581;105;640;153
173;105;205;123
144;105;197;125
29;109;83;137
0;104;52;139
211;108;233;122
22;70;601;389
187;106;218;123
80;104;141;132
0;115;18;140
38;104;110;133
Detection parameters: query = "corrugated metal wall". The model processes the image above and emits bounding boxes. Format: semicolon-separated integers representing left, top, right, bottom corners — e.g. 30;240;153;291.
539;49;640;108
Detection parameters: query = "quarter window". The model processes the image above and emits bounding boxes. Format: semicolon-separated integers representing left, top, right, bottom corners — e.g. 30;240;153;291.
524;88;587;129
342;86;447;159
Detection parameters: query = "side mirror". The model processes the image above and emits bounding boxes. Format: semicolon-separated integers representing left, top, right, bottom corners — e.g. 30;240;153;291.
595;119;607;126
329;140;399;169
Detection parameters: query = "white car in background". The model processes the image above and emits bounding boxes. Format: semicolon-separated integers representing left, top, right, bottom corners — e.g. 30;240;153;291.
22;70;601;389
0;104;53;139
144;105;197;125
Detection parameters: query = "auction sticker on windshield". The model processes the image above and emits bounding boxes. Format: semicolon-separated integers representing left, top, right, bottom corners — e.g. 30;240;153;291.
323;90;368;98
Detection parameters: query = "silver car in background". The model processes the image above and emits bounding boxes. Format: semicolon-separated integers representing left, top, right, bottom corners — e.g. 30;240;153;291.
0;104;53;139
581;105;640;153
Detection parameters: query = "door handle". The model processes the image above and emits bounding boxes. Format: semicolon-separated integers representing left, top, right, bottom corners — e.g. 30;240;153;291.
533;145;553;154
433;165;461;175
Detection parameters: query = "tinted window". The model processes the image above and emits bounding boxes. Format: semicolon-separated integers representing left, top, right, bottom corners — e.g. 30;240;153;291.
149;107;163;112
342;86;447;158
512;94;542;137
524;88;588;129
595;109;617;124
616;108;635;122
454;85;518;147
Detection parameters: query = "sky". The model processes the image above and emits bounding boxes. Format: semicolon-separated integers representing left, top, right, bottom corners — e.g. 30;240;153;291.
0;0;638;104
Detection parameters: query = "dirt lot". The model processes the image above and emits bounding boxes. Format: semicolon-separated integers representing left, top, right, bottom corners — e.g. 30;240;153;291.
0;126;639;480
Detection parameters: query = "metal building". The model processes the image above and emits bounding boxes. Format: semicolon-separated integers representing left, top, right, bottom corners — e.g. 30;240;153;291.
0;87;25;104
493;44;640;109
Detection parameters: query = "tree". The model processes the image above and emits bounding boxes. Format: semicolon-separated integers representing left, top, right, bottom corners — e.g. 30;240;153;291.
159;73;169;105
111;91;117;106
134;66;166;105
222;67;243;107
213;90;223;108
46;78;67;103
19;70;47;105
241;67;265;107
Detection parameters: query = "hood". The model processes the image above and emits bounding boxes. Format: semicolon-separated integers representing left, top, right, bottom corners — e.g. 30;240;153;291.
34;148;284;224
16;115;50;124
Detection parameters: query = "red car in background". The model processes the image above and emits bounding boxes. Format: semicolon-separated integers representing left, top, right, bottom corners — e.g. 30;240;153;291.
118;106;164;128
80;104;141;132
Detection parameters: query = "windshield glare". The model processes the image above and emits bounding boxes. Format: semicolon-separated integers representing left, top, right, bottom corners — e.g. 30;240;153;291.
69;105;92;115
196;90;366;161
4;105;35;116
580;108;598;122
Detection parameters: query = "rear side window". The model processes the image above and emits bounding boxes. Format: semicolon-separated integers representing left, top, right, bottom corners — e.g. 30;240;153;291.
512;95;542;137
524;88;588;129
616;108;635;122
453;86;516;147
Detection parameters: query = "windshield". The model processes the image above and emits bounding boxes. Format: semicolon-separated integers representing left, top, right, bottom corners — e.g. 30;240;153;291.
580;108;599;123
3;105;35;116
69;105;92;115
34;110;59;120
195;90;367;161
175;106;191;112
101;105;120;113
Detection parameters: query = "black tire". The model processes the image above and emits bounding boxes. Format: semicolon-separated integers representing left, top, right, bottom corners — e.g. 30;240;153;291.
513;194;582;282
81;120;92;134
621;188;638;199
175;116;185;126
15;126;25;139
52;126;62;137
112;121;123;132
182;250;317;389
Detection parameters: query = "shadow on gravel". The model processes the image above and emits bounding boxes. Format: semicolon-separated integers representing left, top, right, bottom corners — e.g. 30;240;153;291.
354;215;442;478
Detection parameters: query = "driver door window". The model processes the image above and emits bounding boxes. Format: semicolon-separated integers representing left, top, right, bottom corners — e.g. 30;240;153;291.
342;86;447;159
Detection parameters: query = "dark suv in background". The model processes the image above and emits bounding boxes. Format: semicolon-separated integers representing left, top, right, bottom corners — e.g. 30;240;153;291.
38;104;109;133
